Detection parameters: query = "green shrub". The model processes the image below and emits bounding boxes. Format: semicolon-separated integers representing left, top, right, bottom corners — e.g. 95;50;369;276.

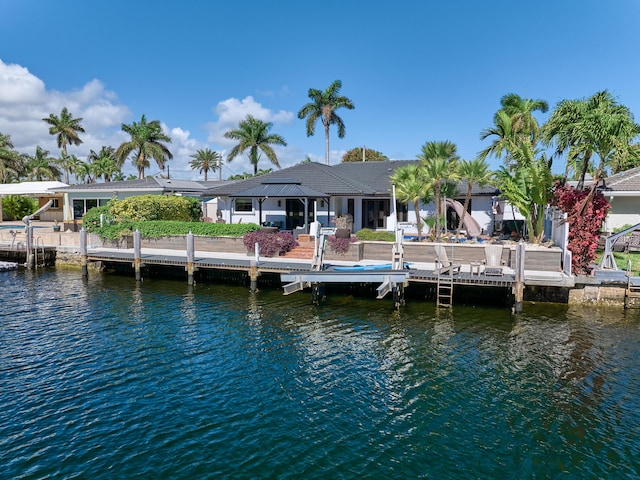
86;219;259;241
355;228;395;242
110;195;200;222
2;195;38;220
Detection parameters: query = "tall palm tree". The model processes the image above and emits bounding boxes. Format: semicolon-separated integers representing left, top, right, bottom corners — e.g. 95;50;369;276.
190;148;222;181
88;146;120;182
499;93;548;142
298;80;355;165
542;90;640;189
456;158;493;238
390;164;433;241
478;110;518;167
24;146;62;181
43;107;85;182
419;141;460;240
224;115;287;176
116;114;173;179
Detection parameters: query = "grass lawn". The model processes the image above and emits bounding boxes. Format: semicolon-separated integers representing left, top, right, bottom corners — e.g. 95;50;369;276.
596;250;640;275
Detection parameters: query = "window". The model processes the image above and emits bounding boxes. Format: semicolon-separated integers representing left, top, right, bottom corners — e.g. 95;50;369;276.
72;198;108;219
235;198;253;212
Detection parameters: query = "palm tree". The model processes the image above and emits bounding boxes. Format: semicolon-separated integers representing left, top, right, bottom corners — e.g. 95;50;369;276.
24;146;62;181
542;90;640;190
456;158;493;238
391;164;433;241
116;114;173;179
224;115;287;176
190;148;222;181
298;80;355;165
88;146;119;182
73;161;95;184
419;141;460;240
56;152;82;184
43;107;85;182
0;132;25;183
493;145;553;244
499;93;548;142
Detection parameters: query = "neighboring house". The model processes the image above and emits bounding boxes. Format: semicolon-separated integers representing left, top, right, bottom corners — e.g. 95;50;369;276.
0;181;68;222
202;161;497;235
600;166;640;233
52;177;216;223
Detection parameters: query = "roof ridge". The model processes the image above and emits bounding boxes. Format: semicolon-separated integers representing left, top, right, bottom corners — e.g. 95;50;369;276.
606;166;640;187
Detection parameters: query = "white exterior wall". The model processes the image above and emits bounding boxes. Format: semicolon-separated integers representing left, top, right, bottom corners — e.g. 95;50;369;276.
603;195;640;233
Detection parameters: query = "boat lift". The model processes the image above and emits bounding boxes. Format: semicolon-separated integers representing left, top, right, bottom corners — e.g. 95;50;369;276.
599;222;640;270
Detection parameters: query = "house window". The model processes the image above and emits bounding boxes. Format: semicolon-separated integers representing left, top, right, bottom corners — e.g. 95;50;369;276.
235;198;253;212
72;198;107;219
50;198;60;210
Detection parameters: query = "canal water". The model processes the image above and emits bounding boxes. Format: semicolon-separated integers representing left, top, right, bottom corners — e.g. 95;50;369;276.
1;269;639;479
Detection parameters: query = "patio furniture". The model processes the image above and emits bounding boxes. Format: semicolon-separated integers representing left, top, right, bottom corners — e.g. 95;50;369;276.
483;244;506;276
434;245;461;275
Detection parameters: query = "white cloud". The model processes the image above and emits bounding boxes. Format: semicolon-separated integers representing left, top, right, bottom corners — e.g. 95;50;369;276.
0;58;131;165
205;95;294;147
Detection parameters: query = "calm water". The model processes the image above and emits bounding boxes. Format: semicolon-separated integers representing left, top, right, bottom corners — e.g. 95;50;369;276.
1;269;639;479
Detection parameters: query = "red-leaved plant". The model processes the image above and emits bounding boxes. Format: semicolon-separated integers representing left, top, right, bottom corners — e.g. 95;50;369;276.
327;235;355;255
551;184;610;275
243;230;297;257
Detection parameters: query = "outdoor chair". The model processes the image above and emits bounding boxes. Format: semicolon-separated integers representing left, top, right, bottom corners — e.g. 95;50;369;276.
483;244;506;276
434;245;461;275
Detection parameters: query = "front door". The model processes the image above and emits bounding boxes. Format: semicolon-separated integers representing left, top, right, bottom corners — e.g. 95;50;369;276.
362;199;390;229
285;199;315;230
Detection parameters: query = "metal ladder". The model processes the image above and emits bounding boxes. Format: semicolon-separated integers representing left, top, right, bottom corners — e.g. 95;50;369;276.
625;259;640;308
436;272;454;307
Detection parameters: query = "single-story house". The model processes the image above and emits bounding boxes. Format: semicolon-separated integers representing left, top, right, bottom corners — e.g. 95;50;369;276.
0;181;68;222
202;161;497;236
599;166;640;233
52;177;225;228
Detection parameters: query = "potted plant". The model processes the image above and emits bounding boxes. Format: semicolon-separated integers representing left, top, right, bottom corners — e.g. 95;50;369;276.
53;220;61;232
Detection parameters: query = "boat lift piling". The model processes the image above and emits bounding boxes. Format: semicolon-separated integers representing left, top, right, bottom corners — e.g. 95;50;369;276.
80;228;88;278
133;230;142;282
186;231;196;285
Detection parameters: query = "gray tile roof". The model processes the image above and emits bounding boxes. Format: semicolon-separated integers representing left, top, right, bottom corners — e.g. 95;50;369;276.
52;177;208;194
603;166;640;192
203;160;497;198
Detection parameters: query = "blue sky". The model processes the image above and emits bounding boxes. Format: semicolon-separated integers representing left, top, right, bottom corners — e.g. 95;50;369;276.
1;0;639;180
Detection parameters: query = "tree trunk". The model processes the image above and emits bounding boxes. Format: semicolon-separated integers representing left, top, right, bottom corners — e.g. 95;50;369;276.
324;122;330;165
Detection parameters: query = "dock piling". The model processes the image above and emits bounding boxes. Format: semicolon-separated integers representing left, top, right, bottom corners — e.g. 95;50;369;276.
133;230;142;282
186;231;195;285
80;228;88;278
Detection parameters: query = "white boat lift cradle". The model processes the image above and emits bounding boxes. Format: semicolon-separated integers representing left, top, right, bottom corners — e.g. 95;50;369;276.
281;223;410;308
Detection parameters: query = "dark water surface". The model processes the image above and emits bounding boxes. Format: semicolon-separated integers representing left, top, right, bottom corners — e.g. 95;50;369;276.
1;269;639;479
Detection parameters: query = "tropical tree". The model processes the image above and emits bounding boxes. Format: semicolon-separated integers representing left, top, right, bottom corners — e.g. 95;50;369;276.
390;164;433;241
419;141;461;240
499;93;549;142
24;146;62;181
43;107;85;182
72;161;94;184
88;146;120;182
116;114;173;179
0;132;25;183
493;144;553;244
190;148;222;181
542;90;640;190
224;115;287;176
56;152;82;184
342;147;388;162
456;158;493;238
298;80;355;165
